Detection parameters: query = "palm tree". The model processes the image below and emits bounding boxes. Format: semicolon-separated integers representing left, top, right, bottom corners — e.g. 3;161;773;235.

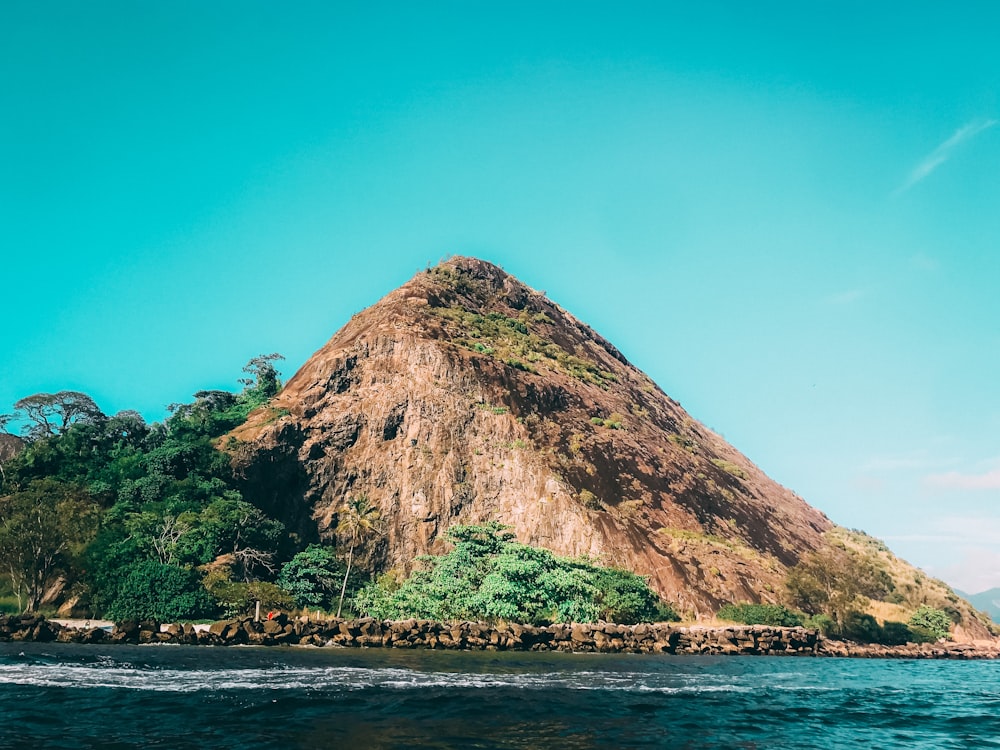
335;495;381;617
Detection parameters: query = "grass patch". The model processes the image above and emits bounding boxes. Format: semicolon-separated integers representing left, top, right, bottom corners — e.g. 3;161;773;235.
579;489;602;510
668;434;699;453
657;527;760;561
263;406;291;425
431;306;617;387
590;413;625;430
475;402;509;415
711;458;747;480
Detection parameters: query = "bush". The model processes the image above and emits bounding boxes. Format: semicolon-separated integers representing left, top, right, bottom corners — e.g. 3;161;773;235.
717;603;803;627
278;545;344;610
354;523;675;625
908;625;939;644
840;611;885;643
105;560;214;621
656;602;681;622
908;606;952;640
834;612;920;645
880;620;913;646
804;613;837;636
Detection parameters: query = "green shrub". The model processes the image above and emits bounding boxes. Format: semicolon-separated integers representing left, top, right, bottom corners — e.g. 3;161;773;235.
880;620;913;646
908;625;939;644
590;415;624;430
840;611;884;643
834;611;922;645
354;523;674;625
656;601;681;622
105;560;215;621
803;613;837;636
908;606;952;640
717;603;804;627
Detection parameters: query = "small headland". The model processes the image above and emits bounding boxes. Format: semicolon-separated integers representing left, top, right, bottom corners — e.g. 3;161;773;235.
3;613;998;658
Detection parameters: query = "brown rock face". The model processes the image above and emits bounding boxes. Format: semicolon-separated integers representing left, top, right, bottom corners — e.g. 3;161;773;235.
230;257;832;616
0;433;24;466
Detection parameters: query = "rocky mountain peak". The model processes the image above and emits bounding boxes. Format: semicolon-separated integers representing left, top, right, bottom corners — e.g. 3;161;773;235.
230;257;833;616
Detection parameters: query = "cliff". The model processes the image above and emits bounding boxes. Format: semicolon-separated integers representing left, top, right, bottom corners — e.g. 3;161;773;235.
228;257;838;617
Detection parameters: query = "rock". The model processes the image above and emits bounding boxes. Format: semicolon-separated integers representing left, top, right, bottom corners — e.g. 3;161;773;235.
112;620;141;644
227;257;834;615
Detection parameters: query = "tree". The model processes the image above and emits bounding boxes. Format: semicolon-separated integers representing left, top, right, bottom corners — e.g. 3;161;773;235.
785;545;892;626
0;433;25;486
104;559;214;621
355;523;671;624
12;391;104;441
0;479;99;611
908;605;952;641
239;353;285;404
335;495;381;617
278;545;343;609
179;494;286;579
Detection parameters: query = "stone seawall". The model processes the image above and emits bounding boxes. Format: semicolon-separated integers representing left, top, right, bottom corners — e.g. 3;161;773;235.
2;614;996;658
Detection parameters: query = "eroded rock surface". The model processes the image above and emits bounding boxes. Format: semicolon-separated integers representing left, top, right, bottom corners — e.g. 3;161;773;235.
227;257;835;616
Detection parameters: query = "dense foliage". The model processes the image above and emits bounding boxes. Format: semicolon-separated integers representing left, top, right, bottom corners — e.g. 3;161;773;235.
0;363;676;625
908;605;952;641
354;523;677;624
784;545;893;626
0;356;293;619
277;544;344;610
716;603;804;627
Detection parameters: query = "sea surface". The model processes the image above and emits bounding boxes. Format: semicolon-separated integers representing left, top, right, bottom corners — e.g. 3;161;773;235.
1;643;998;749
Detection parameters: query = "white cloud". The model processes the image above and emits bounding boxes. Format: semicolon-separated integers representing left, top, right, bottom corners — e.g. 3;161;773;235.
884;516;1000;592
925;469;1000;491
929;547;1000;595
895;118;997;194
861;450;958;472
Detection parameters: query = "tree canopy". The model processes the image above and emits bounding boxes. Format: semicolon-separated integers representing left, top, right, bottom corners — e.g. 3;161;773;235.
0;356;293;617
355;522;676;624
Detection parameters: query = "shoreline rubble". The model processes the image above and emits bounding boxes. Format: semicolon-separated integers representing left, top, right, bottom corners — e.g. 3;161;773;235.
2;613;997;659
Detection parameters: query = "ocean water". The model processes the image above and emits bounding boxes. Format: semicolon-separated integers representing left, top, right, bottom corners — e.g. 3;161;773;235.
1;644;998;749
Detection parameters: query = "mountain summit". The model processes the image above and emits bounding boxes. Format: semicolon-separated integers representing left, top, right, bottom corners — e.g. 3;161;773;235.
230;257;837;616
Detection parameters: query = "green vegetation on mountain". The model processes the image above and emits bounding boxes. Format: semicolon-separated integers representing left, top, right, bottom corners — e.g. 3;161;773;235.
354;522;676;625
0;356;301;619
716;603;804;627
0;361;673;623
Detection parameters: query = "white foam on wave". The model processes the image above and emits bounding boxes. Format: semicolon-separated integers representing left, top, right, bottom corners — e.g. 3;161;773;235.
0;661;779;694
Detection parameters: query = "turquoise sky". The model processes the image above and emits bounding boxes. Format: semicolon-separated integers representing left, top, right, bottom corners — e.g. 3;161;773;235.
3;2;999;591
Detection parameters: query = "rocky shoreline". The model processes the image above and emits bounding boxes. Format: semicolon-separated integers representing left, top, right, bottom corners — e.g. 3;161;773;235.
2;613;997;659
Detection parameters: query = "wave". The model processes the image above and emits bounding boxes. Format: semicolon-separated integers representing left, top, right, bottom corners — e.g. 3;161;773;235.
0;659;802;694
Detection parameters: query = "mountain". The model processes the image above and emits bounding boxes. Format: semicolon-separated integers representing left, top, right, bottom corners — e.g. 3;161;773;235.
226;257;984;630
956;589;1000;624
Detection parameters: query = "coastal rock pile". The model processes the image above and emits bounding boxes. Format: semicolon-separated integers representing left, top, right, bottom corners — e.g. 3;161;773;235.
816;638;1000;660
110;617;823;655
0;614;62;642
4;615;999;658
1;614;818;655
